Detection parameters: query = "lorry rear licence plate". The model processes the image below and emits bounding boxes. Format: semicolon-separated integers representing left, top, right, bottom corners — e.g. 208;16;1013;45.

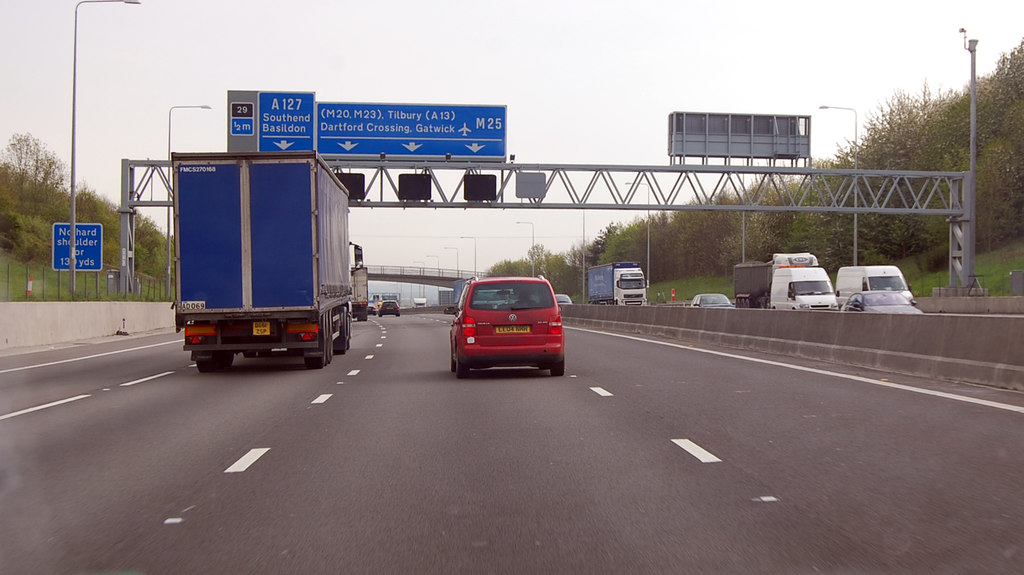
495;325;530;334
253;321;271;336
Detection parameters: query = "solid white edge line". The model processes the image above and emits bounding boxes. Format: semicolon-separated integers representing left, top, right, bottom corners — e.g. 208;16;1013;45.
0;394;91;421
590;387;614;397
312;394;332;404
120;371;174;387
672;439;722;463
224;448;270;473
569;326;1024;416
0;339;180;374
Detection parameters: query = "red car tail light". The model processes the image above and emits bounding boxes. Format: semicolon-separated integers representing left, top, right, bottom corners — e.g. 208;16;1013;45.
548;314;563;335
462;316;477;338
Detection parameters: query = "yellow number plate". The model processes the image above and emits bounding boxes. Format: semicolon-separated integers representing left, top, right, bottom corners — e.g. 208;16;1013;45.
495;325;530;334
253;321;271;336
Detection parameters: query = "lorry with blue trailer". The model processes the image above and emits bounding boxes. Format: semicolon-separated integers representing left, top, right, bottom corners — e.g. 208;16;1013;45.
173;151;352;371
587;262;647;305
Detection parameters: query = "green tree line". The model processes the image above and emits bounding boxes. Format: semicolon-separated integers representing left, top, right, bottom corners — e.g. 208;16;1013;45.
0;133;169;281
492;39;1024;298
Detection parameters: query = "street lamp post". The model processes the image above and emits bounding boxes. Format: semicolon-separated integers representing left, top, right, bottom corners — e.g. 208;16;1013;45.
167;104;211;296
515;221;535;275
627;181;652;288
444;246;460;275
413;261;425;296
819;105;859;265
961;29;978;286
70;0;141;297
459;236;477;276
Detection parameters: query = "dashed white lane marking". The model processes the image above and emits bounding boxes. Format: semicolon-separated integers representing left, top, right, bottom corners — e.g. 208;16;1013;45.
225;448;270;473
0;394;91;421
376;344;383;348
347;369;361;376
590;387;613;397
0;340;179;374
573;327;1024;416
164;518;183;525
752;496;780;502
365;355;375;360
672;439;722;463
380;336;387;339
312;394;332;404
119;371;174;387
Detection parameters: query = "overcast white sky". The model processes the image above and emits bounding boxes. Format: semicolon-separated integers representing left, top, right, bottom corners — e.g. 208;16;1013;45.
2;0;1022;274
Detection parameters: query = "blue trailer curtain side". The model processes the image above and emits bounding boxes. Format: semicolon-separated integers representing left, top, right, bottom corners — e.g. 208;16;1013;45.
177;162;244;309
249;162;316;308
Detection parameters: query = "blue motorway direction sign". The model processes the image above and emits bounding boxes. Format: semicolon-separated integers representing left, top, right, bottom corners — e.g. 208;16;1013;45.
316;102;506;160
52;223;103;271
259;92;315;152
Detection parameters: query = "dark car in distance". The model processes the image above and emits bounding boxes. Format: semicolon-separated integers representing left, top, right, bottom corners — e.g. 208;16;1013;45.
449;277;565;378
377;300;401;317
690;293;735;308
841;291;922;314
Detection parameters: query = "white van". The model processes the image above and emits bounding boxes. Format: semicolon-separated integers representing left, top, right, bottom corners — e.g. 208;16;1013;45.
835;265;913;306
770;267;838;310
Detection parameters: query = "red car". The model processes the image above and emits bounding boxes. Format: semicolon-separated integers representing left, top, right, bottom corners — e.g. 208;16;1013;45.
449;277;565;378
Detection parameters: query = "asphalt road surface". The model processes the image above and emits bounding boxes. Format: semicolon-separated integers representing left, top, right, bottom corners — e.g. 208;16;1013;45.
2;315;1024;574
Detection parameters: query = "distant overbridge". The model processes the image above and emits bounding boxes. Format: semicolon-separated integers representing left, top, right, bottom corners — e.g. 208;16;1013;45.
365;265;477;288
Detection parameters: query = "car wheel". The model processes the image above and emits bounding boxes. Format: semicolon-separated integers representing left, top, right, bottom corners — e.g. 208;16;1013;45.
455;351;469;379
450;348;456;373
550;360;565;377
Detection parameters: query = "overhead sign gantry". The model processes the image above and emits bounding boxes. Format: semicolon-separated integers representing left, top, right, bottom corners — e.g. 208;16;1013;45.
227;90;506;161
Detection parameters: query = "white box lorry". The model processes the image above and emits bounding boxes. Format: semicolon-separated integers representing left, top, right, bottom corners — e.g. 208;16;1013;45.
734;252;837;310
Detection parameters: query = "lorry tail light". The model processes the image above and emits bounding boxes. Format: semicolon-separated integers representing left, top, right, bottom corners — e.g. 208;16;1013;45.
287;322;319;341
184;324;216;345
548;315;563;335
462;317;477;338
185;324;217;336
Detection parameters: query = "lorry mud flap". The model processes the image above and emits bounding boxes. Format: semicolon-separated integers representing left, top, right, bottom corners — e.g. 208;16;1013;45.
332;310;350;355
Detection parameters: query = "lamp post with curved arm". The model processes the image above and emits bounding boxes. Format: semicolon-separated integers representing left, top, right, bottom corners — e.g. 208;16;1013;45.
819;104;859;265
70;0;141;296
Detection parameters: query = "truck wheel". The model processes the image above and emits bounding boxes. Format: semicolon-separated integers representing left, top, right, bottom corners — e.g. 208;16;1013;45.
305;319;328;369
196;360;217;373
213;351;234;370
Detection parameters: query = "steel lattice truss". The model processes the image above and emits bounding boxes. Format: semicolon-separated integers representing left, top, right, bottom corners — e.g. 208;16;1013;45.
118;158;972;293
327;160;964;216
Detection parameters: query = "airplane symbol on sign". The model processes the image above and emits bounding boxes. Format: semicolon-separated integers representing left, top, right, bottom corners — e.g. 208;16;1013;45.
458;123;471;137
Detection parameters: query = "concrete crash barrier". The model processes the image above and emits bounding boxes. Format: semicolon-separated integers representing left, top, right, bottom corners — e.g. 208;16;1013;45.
0;302;175;350
561;303;1024;391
